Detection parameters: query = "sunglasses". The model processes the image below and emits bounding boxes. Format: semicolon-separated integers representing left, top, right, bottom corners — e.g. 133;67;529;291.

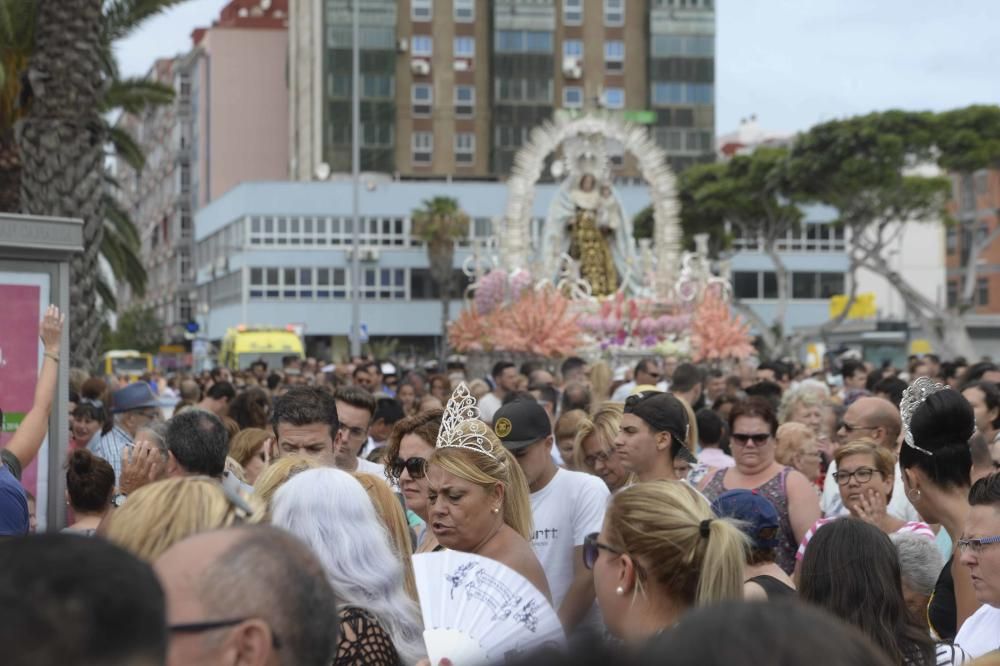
731;432;771;445
170;618;282;649
583;532;622;570
389;456;428;480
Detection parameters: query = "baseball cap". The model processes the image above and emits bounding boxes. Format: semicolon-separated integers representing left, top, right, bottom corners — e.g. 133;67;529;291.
492;399;552;451
710;489;781;551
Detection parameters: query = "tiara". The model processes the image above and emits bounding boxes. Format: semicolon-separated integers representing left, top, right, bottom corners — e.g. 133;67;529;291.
437;382;499;460
899;377;948;456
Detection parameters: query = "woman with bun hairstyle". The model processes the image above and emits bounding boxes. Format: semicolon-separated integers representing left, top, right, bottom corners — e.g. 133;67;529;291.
898;377;979;640
63;449;115;535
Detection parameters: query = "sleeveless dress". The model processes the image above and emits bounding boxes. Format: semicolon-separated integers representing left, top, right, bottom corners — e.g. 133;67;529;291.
702;466;797;575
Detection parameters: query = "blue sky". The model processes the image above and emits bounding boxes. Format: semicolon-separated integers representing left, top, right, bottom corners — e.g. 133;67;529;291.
116;0;1000;135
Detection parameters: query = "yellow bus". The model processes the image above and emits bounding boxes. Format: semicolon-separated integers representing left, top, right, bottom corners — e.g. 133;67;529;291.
103;350;154;382
218;326;305;371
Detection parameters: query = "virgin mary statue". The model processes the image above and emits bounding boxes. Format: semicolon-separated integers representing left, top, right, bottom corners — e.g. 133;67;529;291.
566;173;618;296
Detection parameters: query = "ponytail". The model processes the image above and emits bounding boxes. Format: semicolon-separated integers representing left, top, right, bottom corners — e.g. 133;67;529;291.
695;517;750;606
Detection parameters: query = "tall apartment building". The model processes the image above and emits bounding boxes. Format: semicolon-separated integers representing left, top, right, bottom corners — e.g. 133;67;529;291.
947;169;1000;312
116;0;290;339
289;0;716;181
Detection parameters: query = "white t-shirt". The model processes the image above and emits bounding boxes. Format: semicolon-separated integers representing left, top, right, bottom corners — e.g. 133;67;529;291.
478;392;503;423
355;456;386;478
530;468;610;627
821;460;921;523
955;603;1000;658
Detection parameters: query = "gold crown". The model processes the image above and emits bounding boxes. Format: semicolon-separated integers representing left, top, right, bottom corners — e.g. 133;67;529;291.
437;382;499;460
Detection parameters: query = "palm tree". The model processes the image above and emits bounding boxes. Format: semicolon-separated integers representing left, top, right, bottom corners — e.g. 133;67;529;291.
411;197;470;367
9;0;183;367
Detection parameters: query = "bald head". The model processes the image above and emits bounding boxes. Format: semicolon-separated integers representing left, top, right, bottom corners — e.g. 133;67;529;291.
842;397;902;450
155;526;338;666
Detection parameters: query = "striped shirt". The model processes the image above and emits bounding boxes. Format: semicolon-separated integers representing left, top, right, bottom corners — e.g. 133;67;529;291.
796;517;935;561
89;425;133;484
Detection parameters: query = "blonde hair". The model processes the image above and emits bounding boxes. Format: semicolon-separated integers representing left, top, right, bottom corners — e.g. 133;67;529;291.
573;402;623;470
106;476;257;561
352;472;419;602
253;455;321;512
555;409;588;446
605;481;748;608
775;422;816;467
676;396;699;454
777;386;825;424
834;439;896;482
229;428;270;467
428;421;533;540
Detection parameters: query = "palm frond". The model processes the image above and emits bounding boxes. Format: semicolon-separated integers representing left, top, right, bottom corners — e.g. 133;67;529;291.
102;215;147;296
102;76;174;114
103;192;141;248
103;0;190;43
106;123;145;172
96;274;118;312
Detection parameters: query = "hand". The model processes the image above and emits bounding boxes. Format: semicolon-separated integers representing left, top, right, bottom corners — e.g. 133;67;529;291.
119;439;165;495
853;488;889;530
39;305;65;353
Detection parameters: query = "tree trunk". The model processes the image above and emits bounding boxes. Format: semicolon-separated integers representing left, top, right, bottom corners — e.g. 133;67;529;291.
0;129;22;213
427;240;455;370
16;0;106;371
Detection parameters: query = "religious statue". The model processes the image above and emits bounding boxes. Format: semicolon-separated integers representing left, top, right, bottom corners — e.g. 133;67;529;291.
566;173;618;297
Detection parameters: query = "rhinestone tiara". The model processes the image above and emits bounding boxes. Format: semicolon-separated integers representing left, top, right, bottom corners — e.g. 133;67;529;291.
899;376;948;456
437;382;499;460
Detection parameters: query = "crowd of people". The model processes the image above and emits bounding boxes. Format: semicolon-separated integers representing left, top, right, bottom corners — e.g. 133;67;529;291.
2;307;1000;665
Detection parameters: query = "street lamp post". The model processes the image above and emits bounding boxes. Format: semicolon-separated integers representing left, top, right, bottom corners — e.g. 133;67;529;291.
349;0;362;358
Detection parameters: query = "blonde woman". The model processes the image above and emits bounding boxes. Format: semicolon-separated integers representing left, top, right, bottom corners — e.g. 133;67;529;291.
777;386;826;436
426;391;549;599
253;454;320;512
586;480;748;641
106;476;257;561
352;472;419;602
574;403;629;492
589;360;613;409
775;422;823;487
228;427;273;484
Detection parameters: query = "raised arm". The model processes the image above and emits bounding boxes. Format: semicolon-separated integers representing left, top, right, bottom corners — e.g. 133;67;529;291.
5;306;65;470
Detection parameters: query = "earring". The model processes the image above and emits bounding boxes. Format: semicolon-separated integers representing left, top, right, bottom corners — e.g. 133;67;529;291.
906;488;921;502
491;507;500;514
615;586;625;596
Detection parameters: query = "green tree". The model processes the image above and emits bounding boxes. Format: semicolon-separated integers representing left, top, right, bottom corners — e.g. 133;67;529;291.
411;197;470;367
107;304;164;354
9;0;185;367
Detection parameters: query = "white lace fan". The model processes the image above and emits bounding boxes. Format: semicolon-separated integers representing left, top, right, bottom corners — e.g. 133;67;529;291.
414;551;566;665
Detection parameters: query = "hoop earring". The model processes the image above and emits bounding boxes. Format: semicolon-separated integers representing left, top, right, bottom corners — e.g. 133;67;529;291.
906;488;921;502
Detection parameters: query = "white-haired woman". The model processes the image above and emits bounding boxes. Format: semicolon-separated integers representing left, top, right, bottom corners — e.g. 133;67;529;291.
271;468;425;665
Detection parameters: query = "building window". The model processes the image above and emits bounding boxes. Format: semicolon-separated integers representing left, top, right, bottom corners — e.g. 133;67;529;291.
604;40;624;72
412;132;433;165
454;36;475;58
651;34;714;57
946;280;958;308
563;86;583;108
563;39;583;58
978;277;989;306
733;272;758;299
412;35;433;56
603;87;624;109
411;84;432;116
362;268;407;300
652;82;714;105
495;30;553;53
411;0;432;22
455;133;475;165
946;226;957;254
454;0;474;21
362;74;393;99
604;0;624;26
454;85;475;117
563;0;583;25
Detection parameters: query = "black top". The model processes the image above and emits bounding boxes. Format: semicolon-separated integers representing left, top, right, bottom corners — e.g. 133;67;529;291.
746;574;796;600
334;607;402;666
928;555;957;641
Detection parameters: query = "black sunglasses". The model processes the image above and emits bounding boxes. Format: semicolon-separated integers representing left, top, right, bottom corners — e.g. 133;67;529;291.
731;432;771;445
583;532;622;570
170;618;282;649
389;456;428;480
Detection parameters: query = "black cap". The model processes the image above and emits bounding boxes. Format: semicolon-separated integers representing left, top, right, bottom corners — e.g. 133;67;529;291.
492;399;552;451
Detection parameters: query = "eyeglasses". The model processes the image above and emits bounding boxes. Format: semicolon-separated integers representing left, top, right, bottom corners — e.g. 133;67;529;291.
832;467;880;485
389;456;428;480
169;618;282;649
583;532;622;570
584;448;616;468
957;535;1000;553
731;432;771;445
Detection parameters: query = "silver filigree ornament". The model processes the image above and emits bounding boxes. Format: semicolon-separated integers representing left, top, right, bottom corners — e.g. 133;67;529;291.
899;376;948;456
437;382;499;460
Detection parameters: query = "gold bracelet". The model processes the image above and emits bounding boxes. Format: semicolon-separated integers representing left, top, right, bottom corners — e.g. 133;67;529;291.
44;352;59;363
